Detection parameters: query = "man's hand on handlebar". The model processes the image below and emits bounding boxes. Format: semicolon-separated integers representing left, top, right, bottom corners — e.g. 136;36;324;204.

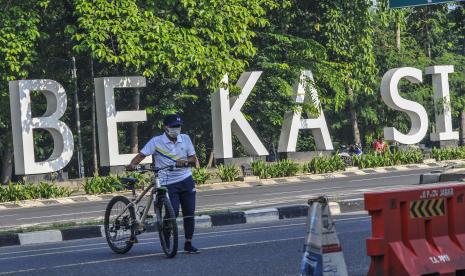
175;159;197;168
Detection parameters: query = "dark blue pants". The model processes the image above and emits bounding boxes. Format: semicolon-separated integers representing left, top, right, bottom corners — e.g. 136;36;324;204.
165;175;196;240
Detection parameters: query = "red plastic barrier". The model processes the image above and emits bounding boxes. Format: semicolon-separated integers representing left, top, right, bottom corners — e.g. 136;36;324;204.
365;183;465;276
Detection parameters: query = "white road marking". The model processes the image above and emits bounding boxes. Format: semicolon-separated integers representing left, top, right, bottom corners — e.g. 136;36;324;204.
347;173;419;182
0;237;304;275
0;222;310;261
235;201;254;206
16;211;104;221
0;222;296;255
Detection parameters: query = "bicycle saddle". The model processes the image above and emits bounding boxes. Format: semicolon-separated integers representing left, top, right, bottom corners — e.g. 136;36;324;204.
120;177;138;185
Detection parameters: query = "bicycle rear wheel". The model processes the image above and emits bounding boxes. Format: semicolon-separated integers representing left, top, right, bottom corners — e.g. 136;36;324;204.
104;196;136;254
156;197;178;258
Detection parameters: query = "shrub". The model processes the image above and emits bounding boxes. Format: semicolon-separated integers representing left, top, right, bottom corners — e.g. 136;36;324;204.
432;146;465;161
251;160;268;179
275;159;300;177
304;155;345;174
251;160;300;179
0;182;75;203
83;175;124;195
353;150;423;169
120;171;151;188
216;164;240;182
192;167;212;185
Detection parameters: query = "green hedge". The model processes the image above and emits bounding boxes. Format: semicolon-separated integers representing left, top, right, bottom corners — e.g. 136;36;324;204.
83;172;151;195
0;182;75;203
216;164;240;182
432;146;465;161
353;150;423;169
251;160;300;179
192;167;212;184
303;155;345;174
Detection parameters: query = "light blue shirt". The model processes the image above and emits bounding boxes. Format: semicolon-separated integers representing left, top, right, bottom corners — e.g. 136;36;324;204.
140;133;196;185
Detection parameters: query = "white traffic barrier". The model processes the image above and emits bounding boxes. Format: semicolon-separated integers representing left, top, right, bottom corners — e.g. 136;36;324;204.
300;197;348;276
321;203;348;276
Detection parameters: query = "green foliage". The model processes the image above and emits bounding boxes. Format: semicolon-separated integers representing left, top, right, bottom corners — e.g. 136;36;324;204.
432;147;465;161
304;156;345;174
192;167;212;185
353;150;423;169
83;175;124;195
83;172;152;195
72;0;271;88
251;160;300;179
0;1;46;160
216;164;240;182
0;182;74;203
120;171;151;188
4;0;465;184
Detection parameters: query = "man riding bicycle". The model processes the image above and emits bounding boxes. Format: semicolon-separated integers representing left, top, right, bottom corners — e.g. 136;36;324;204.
127;114;200;254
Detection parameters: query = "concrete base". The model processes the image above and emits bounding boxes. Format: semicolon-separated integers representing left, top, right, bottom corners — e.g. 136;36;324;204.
439;173;465;182
419;173;440;184
21;171;69;183
278;151;332;162
439;140;458;148
215;157;266;166
100;166;125;176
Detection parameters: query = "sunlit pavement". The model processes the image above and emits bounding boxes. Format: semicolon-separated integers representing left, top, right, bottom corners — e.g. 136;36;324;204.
0;214;370;276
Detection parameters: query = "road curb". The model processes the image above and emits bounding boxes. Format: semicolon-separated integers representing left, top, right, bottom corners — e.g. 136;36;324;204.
419;160;465;184
2;159;463;210
0;202;363;248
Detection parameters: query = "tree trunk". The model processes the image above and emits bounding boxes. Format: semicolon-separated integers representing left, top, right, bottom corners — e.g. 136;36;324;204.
424;8;432;59
348;87;361;146
130;88;140;153
206;151;214;168
396;22;401;51
461;110;465;146
90;58;98;175
1;146;13;184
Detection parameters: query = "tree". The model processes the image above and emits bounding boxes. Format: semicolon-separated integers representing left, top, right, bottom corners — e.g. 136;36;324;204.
316;0;378;146
242;0;343;156
0;1;45;183
69;0;274;165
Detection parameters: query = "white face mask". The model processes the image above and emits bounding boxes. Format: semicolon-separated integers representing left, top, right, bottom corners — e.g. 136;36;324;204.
166;127;181;138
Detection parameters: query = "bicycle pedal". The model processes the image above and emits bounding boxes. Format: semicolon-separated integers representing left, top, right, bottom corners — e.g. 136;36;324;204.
128;237;139;244
136;227;146;235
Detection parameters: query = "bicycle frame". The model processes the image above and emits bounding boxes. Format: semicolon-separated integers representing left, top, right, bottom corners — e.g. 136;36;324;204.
114;175;164;230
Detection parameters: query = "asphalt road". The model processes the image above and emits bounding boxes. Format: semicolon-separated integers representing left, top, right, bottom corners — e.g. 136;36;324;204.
0;168;433;229
0;214;371;276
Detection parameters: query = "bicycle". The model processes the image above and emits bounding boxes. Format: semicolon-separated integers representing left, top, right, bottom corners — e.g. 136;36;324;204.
104;165;179;258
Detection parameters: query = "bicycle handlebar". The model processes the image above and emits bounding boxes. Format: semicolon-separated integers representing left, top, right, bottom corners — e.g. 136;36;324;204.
132;162;196;174
137;165;173;174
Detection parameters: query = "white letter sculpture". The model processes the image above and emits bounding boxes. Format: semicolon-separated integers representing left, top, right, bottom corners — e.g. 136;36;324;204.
9;79;74;174
425;65;459;142
381;67;428;144
211;72;269;159
278;71;334;152
95;77;151;166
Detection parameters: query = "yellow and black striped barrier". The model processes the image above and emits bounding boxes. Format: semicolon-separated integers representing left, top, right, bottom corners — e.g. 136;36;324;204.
410;198;446;218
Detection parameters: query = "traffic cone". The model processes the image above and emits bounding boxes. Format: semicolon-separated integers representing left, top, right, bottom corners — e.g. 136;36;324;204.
321;203;348;276
300;197;348;276
300;200;323;275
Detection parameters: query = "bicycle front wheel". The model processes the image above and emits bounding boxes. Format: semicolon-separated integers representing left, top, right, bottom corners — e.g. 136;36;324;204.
104;196;136;254
156;197;178;258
